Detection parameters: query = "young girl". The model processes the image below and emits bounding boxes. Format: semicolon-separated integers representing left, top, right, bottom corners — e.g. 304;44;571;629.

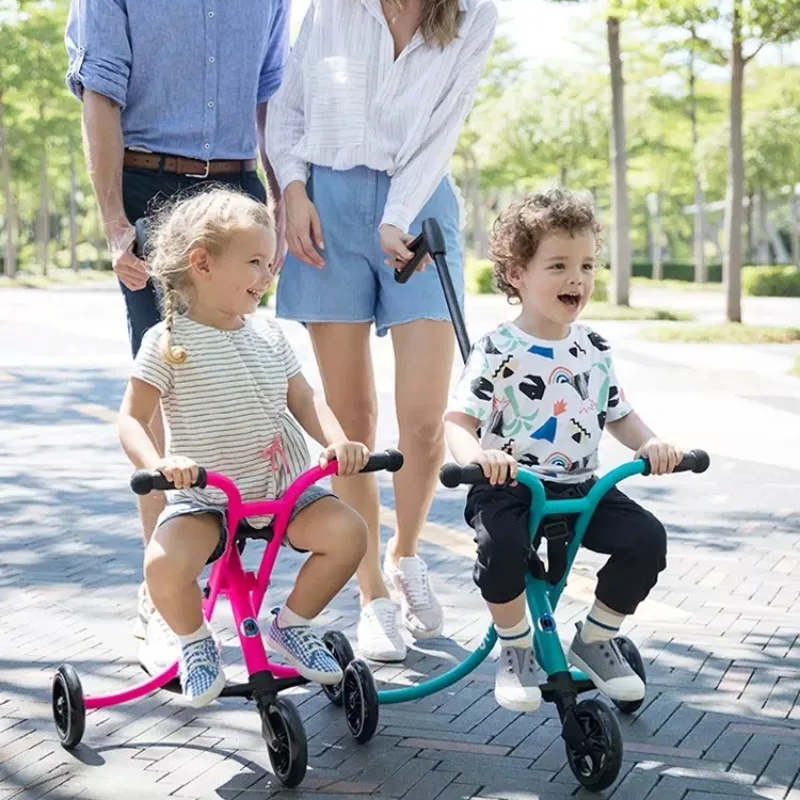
444;187;681;713
117;186;370;708
265;0;498;664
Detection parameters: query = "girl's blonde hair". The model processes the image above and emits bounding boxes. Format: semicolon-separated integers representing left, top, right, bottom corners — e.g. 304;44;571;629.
383;0;462;47
142;186;275;365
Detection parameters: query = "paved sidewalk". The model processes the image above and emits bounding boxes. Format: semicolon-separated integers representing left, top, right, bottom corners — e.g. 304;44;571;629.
2;289;800;800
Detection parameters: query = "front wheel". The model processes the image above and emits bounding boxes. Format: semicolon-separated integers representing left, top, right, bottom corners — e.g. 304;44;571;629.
321;630;355;707
343;659;379;744
52;665;85;749
613;636;647;715
260;697;308;788
562;698;623;792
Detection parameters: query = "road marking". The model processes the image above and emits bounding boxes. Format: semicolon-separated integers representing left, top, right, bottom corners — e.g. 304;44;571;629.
72;400;687;624
75;403;118;423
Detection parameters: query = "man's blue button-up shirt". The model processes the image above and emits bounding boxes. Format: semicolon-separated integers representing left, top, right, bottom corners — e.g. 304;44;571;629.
65;0;290;161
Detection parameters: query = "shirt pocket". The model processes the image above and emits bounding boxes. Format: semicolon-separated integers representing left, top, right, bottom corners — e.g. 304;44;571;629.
305;57;367;149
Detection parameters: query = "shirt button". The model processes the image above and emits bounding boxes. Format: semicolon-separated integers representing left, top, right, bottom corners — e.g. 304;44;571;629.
208;56;215;63
208;10;214;16
208;101;214;108
204;142;210;149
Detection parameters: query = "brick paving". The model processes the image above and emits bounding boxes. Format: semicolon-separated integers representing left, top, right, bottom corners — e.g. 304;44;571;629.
2;288;800;799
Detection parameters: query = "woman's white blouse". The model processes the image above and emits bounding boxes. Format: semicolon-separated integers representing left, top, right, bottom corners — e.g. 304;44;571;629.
266;0;498;232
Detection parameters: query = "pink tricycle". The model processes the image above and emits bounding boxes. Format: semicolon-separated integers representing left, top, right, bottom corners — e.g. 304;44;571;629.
50;449;404;788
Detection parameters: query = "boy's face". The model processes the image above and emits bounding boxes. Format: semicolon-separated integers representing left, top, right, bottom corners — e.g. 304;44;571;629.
508;229;596;333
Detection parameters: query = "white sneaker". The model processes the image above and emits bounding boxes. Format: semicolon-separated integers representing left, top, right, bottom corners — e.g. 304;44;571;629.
383;549;443;640
138;608;223;677
133;581;152;640
356;598;407;662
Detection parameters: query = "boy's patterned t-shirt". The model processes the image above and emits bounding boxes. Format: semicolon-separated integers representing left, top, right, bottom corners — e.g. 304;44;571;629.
447;322;632;483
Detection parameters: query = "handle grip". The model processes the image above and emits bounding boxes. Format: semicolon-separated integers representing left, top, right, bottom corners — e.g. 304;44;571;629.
360;448;404;473
394;233;427;285
641;448;710;476
439;448;711;489
130;467;208;495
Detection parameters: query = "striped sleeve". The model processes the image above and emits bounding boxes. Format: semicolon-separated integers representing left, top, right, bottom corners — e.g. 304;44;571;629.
130;324;174;396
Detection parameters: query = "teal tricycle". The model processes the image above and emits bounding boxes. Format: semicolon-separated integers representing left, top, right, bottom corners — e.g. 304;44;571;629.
381;219;711;791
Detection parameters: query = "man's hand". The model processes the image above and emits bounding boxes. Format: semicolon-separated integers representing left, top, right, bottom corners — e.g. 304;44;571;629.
473;449;518;486
318;441;370;476
284;182;325;268
635;437;682;475
380;224;430;272
107;220;149;291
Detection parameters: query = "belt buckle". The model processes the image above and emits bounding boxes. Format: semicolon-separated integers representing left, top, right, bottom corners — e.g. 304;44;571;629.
186;159;211;179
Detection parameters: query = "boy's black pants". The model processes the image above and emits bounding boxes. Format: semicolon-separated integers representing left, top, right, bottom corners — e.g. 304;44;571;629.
465;478;667;616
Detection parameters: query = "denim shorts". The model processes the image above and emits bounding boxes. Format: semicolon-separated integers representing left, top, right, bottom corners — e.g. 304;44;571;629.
275;165;465;337
154;484;334;564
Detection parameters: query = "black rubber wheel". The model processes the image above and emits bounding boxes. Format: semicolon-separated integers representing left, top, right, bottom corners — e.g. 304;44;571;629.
613;636;647;715
343;659;379;744
321;630;355;707
52;665;86;749
563;698;623;792
260;697;308;788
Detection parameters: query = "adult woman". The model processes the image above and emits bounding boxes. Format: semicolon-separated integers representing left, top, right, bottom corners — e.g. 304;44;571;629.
266;0;497;661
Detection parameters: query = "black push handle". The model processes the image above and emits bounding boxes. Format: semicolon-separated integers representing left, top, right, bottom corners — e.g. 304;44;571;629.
641;448;710;476
439;449;711;489
130;467;209;495
129;449;404;495
393;232;427;285
132;217;149;259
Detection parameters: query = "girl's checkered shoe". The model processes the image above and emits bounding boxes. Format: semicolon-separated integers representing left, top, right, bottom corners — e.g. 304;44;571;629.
266;619;344;685
179;635;226;707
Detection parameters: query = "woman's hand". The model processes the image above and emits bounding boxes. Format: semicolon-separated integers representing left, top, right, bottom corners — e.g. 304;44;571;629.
379;224;430;272
284;181;325;268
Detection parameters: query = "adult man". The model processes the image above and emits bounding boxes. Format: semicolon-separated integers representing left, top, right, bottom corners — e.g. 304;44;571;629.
65;0;290;671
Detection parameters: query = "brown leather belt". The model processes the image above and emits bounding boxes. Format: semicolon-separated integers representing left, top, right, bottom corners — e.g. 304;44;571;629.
123;150;258;178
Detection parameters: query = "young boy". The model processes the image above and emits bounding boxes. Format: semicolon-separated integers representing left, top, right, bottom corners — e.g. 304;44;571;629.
444;187;682;713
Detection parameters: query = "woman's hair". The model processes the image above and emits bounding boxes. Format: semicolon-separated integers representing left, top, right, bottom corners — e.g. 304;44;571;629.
489;186;603;303
143;186;274;364
384;0;462;47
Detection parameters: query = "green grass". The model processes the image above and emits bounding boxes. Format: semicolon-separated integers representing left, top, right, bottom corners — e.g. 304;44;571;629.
631;277;723;292
582;303;694;321
640;322;800;344
0;267;113;289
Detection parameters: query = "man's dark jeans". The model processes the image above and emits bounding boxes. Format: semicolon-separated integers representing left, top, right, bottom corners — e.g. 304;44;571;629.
120;167;267;357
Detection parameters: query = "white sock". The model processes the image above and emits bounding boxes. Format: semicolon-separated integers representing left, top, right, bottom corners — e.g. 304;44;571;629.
277;605;312;629
495;617;532;649
177;622;211;647
581;601;625;643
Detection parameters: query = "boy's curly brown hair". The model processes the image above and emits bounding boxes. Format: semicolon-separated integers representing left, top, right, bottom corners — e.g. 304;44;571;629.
489;186;604;303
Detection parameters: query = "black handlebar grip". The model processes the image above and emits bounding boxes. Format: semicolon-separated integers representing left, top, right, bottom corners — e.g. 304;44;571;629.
394;233;426;285
642;448;710;476
130;467;208;495
421;217;447;256
439;462;488;488
361;449;404;474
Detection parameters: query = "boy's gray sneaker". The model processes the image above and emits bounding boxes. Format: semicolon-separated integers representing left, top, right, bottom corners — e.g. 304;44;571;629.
567;623;645;702
494;646;542;712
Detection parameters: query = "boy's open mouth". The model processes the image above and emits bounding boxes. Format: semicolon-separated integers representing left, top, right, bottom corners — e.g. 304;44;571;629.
558;292;582;309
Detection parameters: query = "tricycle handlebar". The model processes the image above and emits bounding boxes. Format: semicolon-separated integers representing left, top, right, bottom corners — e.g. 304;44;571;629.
130;448;404;496
439;449;710;489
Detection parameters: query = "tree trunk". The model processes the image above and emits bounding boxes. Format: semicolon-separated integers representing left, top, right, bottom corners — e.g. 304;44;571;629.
606;16;631;306
470;156;488;259
722;6;744;323
37;148;49;276
0;98;17;279
69;137;78;271
560;164;568;186
649;192;663;280
792;194;800;268
688;33;707;283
